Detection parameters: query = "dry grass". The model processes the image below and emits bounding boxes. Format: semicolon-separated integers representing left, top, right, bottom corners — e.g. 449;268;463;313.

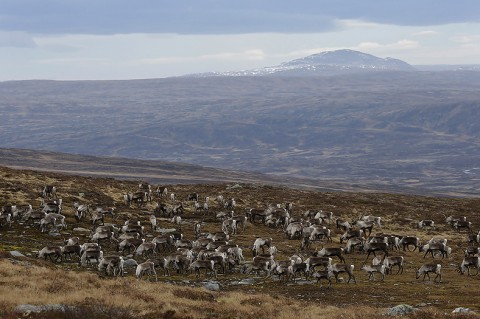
1;165;480;318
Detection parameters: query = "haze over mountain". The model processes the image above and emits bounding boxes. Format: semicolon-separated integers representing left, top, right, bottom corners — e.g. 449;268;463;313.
1;50;479;197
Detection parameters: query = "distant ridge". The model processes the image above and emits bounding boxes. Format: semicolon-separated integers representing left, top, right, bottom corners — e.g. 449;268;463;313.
188;49;416;77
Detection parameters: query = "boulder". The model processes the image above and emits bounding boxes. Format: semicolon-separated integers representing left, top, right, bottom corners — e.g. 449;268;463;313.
386;304;417;316
10;251;26;258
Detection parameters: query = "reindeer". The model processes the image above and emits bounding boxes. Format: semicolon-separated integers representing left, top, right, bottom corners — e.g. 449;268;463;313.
361;215;382;227
345;237;365;253
418;219;435;230
135;241;156;258
363;242;389;260
41;199;62;214
80;246;102;266
458;256;480;276
399;236;421;252
419;242;451;259
136;261;157;281
351;219;375;237
222;218;237;235
38;246;62;262
329;263;356;284
315;247;345;263
340;229;364;243
415;263;442;282
444;215;466;227
285;221;304;239
42;185;57;198
152;234;174;253
73;202;90;221
287;262;308;282
464;246;480;257
61;244;81;261
252;237;272;257
189;260;217;279
312;269;334;288
336;218;351;231
453;220;473;233
156;186;168;198
106;256;125;277
361;262;385;281
187;193;199;202
40;213;67;232
147;258;171;276
243;256;273;278
314;210;333;224
373;256;404;275
305;256;332;274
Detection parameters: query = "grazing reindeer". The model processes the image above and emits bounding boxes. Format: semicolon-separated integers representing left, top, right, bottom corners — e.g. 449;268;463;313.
189;260;217;279
252;237;272;257
340;229;363;243
42;185;57;198
361;262;385;281
287;262;308;282
305;256;332;274
336;218;351;231
345;237;365;253
399;236;421;252
373;256;404;275
315;247;345;263
418;220;435;230
464;246;480;257
363;242;389;260
136;261;158;281
419;243;451;259
458;257;480;276
453;220;473;233
415;263;442;282
351;220;375;237
147;258;171;276
243;256;273;278
61;245;81;261
329;263;356;284
38;246;62;262
312;269;334;288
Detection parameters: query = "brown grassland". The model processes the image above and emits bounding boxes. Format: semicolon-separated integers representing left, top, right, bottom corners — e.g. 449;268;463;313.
0;165;480;318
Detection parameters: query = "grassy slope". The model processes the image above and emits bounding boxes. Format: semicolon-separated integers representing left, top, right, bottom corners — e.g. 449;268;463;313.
1;164;480;318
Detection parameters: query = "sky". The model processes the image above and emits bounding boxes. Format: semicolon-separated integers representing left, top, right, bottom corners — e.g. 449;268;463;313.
1;0;480;81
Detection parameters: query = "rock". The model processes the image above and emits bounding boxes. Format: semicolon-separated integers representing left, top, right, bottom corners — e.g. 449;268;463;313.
226;184;242;189
202;281;220;291
73;227;91;233
452;307;472;313
48;230;61;237
16;304;68;314
238;278;255;285
386;304;417;316
157;228;176;234
10;251;26;258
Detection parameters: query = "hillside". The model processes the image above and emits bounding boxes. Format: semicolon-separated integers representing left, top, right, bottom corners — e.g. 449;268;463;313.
1;165;480;318
1;70;480;197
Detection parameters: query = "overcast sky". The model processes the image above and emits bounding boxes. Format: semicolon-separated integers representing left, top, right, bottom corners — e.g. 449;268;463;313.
1;0;480;81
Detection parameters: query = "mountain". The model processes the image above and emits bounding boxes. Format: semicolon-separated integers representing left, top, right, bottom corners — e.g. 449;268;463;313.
190;49;416;77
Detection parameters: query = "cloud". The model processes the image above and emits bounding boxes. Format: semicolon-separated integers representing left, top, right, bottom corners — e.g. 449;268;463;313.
0;31;36;47
451;35;480;44
1;1;479;35
358;39;418;51
414;30;439;36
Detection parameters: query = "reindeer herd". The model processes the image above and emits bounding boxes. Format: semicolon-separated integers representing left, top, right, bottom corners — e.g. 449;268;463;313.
1;182;479;288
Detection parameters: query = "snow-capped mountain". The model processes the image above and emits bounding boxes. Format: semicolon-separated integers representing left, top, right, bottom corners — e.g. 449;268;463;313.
189;49;416;77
